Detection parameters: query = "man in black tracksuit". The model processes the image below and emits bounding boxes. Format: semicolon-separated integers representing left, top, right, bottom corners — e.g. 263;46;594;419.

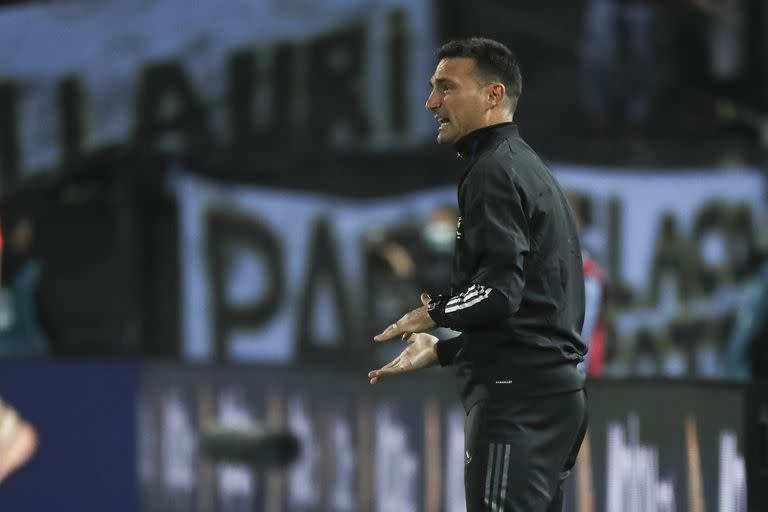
369;38;588;511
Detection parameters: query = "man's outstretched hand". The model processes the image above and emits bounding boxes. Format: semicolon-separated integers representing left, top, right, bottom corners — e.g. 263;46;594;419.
368;332;439;384
373;293;436;342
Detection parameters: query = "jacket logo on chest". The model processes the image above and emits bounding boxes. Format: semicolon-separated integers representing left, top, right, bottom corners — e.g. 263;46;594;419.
456;216;462;240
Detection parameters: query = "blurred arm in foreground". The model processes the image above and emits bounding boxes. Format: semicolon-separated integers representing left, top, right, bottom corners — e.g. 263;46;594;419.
0;398;38;484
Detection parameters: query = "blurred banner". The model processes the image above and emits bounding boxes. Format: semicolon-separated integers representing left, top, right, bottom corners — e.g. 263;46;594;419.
0;361;749;511
2;0;762;180
169;168;456;364
0;0;437;185
556;166;767;378
139;363;458;512
170;165;767;378
138;364;747;512
577;381;747;512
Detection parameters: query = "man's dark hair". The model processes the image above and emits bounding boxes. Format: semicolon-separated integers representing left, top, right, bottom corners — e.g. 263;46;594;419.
437;37;522;107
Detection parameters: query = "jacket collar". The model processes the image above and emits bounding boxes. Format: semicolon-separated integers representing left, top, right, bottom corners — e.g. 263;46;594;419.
454;122;518;160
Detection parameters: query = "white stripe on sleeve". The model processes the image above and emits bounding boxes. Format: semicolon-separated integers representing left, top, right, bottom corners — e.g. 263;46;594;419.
445;286;492;313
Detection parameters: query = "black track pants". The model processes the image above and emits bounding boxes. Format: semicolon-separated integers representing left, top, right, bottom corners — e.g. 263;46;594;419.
464;390;588;512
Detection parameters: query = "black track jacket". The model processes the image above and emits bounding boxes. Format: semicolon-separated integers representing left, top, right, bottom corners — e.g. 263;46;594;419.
427;123;587;410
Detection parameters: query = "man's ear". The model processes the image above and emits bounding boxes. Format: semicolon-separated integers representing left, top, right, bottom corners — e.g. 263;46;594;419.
487;82;507;108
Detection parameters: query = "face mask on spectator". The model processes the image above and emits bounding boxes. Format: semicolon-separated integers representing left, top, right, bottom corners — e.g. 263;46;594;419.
423;222;455;252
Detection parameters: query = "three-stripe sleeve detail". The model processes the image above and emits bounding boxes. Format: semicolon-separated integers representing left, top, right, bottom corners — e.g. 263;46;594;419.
445;285;493;313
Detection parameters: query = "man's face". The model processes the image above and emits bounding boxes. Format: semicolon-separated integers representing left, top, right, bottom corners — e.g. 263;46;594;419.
425;57;488;144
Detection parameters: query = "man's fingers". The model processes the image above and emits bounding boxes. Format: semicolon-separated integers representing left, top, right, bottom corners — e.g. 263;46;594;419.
368;356;403;384
368;365;402;384
420;293;431;306
374;304;435;343
380;356;401;370
374;322;401;342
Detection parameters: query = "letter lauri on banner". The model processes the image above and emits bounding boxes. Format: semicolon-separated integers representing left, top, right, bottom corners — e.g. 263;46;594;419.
0;0;436;180
137;365;463;512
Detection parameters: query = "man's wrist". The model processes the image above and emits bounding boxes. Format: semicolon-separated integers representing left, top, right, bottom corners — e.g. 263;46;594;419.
434;337;462;367
427;297;449;327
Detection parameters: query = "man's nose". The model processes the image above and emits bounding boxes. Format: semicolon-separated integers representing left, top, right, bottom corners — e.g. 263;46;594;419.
425;90;439;111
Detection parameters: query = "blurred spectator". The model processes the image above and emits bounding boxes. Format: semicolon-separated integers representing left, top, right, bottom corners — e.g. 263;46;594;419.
568;195;610;376
580;0;667;128
0;220;39;483
376;204;458;298
0;216;49;358
723;257;768;379
366;205;459;364
0;398;38;484
581;250;608;376
580;0;730;130
706;0;744;84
